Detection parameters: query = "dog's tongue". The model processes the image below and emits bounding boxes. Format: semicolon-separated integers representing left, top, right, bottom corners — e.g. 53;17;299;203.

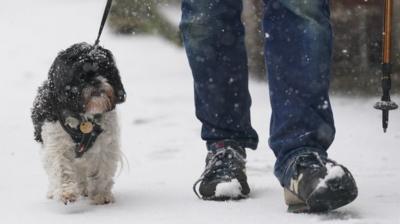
86;108;104;115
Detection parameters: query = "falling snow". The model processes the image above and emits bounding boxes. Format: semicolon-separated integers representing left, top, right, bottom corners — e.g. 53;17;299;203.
1;0;400;224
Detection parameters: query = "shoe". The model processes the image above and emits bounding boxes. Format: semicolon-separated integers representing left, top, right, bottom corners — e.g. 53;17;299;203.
193;140;250;200
283;152;358;213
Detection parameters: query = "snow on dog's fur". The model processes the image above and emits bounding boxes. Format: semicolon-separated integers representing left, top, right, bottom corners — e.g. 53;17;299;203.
31;42;126;205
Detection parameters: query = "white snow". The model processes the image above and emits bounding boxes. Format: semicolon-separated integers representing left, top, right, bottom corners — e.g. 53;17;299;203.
215;179;242;198
1;0;400;224
317;163;346;189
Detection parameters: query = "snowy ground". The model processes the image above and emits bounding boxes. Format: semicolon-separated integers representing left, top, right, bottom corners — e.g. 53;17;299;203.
1;0;400;223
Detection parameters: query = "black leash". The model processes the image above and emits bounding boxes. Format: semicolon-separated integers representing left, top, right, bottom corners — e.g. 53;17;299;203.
94;0;113;46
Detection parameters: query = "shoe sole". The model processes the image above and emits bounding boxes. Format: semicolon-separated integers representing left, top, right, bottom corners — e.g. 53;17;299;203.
284;176;358;213
201;194;249;201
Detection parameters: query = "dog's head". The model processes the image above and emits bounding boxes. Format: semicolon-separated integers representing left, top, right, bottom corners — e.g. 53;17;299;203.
48;42;126;114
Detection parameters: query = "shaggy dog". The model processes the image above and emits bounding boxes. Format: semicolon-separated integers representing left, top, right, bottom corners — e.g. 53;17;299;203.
31;42;126;205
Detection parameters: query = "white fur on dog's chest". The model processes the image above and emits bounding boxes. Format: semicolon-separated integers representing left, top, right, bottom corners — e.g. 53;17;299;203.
41;110;120;160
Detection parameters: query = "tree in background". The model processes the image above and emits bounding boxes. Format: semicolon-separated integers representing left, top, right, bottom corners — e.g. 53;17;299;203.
242;0;265;81
331;0;382;95
109;0;400;95
108;0;267;79
108;0;182;46
242;0;400;94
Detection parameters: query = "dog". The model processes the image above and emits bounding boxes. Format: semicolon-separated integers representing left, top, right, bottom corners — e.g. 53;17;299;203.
31;42;126;205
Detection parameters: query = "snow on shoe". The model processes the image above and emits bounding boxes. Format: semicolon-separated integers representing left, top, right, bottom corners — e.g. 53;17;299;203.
193;140;250;200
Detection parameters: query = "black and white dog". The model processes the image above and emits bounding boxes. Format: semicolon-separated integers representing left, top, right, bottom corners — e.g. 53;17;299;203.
31;42;126;205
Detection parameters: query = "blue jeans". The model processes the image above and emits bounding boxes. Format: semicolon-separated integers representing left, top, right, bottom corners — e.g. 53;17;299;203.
180;0;335;185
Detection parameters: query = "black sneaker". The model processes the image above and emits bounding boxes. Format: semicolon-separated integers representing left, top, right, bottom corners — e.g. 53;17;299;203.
283;152;358;213
193;140;250;200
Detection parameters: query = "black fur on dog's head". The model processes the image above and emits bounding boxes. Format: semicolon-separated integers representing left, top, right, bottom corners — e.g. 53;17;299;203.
31;42;126;142
48;42;126;114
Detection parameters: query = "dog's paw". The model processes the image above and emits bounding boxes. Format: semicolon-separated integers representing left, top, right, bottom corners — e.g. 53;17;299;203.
60;191;78;205
47;191;54;199
80;188;89;197
90;192;115;205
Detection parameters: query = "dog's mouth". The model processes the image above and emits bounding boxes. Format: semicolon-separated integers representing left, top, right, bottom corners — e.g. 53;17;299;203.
82;78;116;114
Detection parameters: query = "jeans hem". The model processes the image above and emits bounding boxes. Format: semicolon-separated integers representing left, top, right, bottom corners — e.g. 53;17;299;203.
206;139;258;151
273;147;328;186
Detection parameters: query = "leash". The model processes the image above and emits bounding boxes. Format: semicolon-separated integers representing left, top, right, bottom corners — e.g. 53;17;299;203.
94;0;113;46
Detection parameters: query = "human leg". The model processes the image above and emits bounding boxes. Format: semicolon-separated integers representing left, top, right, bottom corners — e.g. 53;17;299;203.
263;0;335;185
180;0;258;200
263;0;357;212
180;0;258;150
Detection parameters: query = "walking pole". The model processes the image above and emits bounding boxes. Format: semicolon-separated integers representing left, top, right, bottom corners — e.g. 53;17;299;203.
374;0;398;133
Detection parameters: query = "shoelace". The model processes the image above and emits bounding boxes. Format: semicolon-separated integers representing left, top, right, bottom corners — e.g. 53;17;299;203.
193;147;246;199
290;152;336;178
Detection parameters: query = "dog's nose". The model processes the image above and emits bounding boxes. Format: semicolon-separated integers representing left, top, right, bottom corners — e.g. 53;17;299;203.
89;78;100;85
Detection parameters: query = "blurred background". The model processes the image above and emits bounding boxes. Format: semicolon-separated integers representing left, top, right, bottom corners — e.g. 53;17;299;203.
2;1;400;222
107;0;400;95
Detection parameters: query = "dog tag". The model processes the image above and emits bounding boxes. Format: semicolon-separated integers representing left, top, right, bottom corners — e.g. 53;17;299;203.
80;121;93;134
65;116;80;129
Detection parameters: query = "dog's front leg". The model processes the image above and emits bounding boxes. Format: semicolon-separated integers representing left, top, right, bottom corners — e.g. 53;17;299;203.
87;164;116;205
41;122;81;204
88;168;114;205
44;151;80;204
56;160;80;204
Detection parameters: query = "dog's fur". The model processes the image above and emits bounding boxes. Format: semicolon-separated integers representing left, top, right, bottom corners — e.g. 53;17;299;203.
31;42;126;205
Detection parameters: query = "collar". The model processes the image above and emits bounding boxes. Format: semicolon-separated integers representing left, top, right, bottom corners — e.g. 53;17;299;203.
58;110;103;158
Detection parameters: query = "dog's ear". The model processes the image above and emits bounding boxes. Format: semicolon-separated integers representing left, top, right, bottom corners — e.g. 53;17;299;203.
95;45;126;104
31;80;58;142
109;66;126;104
115;83;126;104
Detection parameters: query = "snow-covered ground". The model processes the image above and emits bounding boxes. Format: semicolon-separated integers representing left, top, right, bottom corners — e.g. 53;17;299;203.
1;0;400;223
